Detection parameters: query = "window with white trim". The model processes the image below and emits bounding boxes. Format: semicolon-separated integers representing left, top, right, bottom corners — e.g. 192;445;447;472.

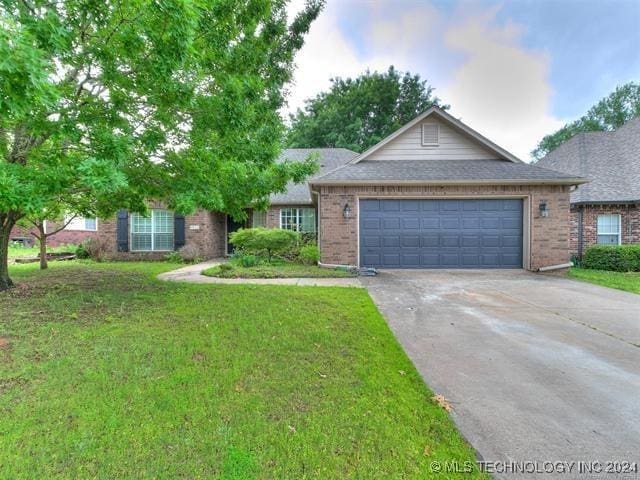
252;210;267;228
65;215;98;231
597;214;621;245
130;210;174;251
279;208;316;233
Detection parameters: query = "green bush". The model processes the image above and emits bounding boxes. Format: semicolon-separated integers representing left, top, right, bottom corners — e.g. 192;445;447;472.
582;244;640;272
298;244;320;265
229;228;300;262
75;242;90;259
232;252;260;268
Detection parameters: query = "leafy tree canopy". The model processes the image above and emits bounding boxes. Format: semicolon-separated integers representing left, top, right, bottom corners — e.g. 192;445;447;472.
0;0;323;289
532;82;640;160
286;66;448;153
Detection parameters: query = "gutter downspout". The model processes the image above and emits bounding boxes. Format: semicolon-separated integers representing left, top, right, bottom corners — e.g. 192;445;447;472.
537;262;573;272
311;188;321;263
577;205;584;260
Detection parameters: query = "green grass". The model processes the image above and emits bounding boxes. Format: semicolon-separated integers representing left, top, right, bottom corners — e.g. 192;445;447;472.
1;261;485;479
8;244;76;259
569;267;640;294
203;262;356;279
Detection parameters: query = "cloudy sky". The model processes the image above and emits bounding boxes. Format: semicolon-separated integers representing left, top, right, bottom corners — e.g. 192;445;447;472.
285;0;640;161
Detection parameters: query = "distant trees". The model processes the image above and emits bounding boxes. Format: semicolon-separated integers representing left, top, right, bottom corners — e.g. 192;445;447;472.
287;66;448;153
532;82;640;160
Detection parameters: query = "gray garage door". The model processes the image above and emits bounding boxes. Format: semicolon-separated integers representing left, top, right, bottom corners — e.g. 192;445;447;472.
359;199;523;268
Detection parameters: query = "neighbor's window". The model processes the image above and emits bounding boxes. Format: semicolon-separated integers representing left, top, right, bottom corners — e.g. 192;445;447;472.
65;215;98;231
279;208;316;233
597;214;621;245
252;210;267;228
130;210;174;251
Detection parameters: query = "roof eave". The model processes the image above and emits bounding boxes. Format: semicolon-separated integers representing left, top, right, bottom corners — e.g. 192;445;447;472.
571;199;640;206
310;178;588;187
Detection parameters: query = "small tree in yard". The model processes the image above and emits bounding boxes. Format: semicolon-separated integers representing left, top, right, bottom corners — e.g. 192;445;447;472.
0;0;323;291
230;228;299;263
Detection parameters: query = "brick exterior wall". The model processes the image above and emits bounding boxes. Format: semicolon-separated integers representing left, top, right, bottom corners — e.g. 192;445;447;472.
98;203;226;260
570;204;640;256
10;222;98;247
317;184;572;271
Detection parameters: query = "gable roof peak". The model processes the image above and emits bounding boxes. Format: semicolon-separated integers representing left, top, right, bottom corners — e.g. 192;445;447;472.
351;106;522;164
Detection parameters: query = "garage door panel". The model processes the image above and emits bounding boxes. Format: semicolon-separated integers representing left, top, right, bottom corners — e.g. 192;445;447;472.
402;236;420;247
402;217;420;229
362;218;380;230
362;236;380;247
402;200;420;211
361;200;380;211
382;200;400;211
383;236;400;247
441;217;460;229
422;218;440;229
360;199;523;269
382;218;400;229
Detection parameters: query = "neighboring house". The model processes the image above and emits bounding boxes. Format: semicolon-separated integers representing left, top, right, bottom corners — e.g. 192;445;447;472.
9;216;99;247
536;117;640;258
95;107;587;270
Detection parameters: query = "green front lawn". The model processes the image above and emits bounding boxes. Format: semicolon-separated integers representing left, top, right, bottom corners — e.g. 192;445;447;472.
8;244;75;259
203;261;356;279
569;267;640;294
1;262;484;479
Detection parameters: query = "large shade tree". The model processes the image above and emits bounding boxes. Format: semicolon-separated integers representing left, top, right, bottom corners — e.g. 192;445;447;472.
0;0;323;290
532;82;640;160
286;66;448;152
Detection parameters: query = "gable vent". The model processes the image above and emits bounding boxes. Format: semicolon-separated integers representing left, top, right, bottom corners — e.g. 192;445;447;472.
421;123;439;146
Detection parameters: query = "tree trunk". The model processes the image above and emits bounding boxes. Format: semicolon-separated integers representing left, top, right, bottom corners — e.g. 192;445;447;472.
0;220;15;291
38;224;48;270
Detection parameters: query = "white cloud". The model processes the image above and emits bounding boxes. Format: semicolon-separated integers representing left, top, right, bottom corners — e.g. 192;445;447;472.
286;1;565;160
285;2;394;116
440;6;564;160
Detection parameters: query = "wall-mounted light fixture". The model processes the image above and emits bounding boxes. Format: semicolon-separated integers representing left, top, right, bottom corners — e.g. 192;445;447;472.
539;201;549;218
343;203;352;219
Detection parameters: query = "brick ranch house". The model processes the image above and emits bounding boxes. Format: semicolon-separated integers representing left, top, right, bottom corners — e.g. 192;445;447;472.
15;107;588;271
536;117;640;258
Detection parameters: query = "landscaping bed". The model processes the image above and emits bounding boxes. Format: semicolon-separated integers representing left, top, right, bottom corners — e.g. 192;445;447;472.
1;261;486;478
203;261;356;279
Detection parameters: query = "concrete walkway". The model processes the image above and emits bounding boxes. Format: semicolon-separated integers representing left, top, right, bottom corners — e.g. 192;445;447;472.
157;259;362;287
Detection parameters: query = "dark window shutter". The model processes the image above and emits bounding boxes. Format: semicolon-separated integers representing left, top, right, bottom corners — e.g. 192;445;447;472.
116;210;129;252
174;214;185;250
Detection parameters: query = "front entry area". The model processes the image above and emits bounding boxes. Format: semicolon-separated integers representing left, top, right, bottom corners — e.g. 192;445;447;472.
359;198;523;268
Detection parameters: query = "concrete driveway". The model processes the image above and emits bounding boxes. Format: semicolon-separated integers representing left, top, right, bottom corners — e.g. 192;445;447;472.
361;270;640;478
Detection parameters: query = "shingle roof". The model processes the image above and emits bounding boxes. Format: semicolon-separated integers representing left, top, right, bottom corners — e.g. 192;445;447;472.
310;159;586;185
269;148;359;204
536;117;640;203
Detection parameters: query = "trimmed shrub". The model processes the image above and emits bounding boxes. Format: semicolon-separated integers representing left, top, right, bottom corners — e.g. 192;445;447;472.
229;228;299;262
582;244;640;272
298;244;320;265
178;244;201;263
82;237;110;262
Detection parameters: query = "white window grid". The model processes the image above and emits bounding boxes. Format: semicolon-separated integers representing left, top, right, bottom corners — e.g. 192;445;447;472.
597;214;621;245
130;210;174;251
279;208;316;233
252;210;267;228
